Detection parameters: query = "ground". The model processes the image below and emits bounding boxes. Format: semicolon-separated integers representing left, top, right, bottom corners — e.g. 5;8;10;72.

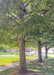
0;52;19;55
0;55;36;66
0;58;54;75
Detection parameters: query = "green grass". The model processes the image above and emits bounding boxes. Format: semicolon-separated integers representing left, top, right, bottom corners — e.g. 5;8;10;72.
0;52;19;55
0;58;54;75
0;56;36;66
27;58;54;74
0;56;19;66
48;53;54;54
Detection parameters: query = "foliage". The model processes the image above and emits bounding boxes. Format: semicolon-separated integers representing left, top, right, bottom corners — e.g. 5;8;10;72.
0;0;54;47
0;45;6;51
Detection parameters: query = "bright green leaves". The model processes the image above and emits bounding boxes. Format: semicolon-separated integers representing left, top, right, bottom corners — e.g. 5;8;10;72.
0;0;54;47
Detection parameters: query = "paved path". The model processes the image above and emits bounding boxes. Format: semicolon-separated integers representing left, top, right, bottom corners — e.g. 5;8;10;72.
0;58;37;72
0;55;15;57
42;54;54;56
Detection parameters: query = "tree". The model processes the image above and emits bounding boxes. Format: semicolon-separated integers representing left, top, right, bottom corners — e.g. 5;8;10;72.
1;0;30;72
45;42;54;59
0;0;54;72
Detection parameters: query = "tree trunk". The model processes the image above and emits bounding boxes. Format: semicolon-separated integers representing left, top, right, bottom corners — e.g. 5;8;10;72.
18;35;27;73
38;41;42;62
45;46;48;59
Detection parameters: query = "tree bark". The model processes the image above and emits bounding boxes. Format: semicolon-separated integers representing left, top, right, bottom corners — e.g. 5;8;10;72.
38;41;42;62
18;35;27;72
45;46;48;59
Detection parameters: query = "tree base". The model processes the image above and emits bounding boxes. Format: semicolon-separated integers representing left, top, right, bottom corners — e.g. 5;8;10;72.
38;60;43;63
18;69;38;75
11;69;38;75
18;69;27;74
45;57;48;59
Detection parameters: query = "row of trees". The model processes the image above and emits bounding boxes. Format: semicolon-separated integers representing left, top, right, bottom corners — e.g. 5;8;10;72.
0;0;54;73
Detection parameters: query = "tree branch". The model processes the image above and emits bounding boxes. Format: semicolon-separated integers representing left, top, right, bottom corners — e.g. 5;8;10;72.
42;9;48;15
41;42;49;47
25;40;37;44
47;44;54;50
25;37;38;42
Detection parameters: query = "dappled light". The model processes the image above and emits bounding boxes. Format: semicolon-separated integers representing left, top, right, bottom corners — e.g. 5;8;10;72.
0;59;54;75
27;59;54;74
0;0;54;74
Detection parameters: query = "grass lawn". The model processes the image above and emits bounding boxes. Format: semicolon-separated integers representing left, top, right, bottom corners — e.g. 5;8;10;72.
0;58;54;75
0;56;36;66
0;52;19;55
0;56;19;66
27;58;54;74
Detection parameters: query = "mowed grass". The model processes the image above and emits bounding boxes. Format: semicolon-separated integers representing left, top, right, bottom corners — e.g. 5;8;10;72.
0;56;36;66
0;56;19;66
27;58;54;74
0;58;54;75
0;52;19;55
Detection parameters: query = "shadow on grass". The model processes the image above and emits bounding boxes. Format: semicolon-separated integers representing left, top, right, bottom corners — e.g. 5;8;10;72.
27;58;54;74
0;58;54;75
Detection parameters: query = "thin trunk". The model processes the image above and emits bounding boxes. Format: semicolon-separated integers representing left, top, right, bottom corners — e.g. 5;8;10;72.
18;35;27;72
38;41;42;62
45;46;48;59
